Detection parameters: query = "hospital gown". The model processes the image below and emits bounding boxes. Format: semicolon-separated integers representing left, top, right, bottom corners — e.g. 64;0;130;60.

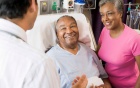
46;43;108;88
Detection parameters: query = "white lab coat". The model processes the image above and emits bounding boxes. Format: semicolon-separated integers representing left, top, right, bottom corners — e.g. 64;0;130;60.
0;18;60;88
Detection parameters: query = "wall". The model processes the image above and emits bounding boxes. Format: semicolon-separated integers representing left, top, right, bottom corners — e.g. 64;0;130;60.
136;0;140;3
37;0;93;27
37;0;60;15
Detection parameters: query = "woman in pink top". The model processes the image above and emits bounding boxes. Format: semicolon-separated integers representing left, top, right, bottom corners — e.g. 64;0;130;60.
98;0;140;88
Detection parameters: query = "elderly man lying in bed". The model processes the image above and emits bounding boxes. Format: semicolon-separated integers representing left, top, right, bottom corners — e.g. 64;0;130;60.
45;15;111;88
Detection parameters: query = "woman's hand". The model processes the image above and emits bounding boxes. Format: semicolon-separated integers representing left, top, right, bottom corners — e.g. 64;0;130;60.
102;78;112;88
95;84;104;88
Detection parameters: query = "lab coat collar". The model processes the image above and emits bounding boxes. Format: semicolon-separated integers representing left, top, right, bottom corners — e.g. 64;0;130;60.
0;18;27;42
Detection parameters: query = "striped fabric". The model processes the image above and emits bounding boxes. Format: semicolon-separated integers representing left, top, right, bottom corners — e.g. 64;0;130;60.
0;19;60;88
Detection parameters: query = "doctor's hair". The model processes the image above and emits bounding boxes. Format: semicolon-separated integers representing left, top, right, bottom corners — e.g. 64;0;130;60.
99;0;124;14
0;0;37;19
55;15;77;32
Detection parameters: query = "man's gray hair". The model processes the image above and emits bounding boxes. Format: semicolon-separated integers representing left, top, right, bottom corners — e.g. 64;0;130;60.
55;15;77;32
99;0;124;14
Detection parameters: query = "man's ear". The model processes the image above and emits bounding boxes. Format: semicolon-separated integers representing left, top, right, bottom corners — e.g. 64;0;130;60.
29;0;38;12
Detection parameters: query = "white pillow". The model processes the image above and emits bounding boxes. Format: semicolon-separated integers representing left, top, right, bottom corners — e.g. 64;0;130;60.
27;13;97;52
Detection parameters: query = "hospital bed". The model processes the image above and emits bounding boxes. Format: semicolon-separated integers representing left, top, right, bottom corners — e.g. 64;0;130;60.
26;13;97;52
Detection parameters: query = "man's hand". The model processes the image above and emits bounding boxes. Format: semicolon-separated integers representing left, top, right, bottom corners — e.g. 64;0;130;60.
72;74;88;88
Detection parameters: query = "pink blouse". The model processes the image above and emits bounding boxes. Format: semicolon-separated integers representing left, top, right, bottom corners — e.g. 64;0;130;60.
98;25;140;88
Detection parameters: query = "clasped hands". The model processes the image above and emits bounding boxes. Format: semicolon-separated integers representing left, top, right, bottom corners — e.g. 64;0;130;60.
72;75;111;88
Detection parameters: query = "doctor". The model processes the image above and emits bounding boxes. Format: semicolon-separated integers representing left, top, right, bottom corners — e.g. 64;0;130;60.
0;0;60;88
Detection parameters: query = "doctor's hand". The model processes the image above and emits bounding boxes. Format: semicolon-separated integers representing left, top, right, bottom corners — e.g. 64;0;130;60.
72;74;89;88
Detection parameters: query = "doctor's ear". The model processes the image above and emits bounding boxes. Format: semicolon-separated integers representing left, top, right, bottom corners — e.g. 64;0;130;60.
29;0;38;12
